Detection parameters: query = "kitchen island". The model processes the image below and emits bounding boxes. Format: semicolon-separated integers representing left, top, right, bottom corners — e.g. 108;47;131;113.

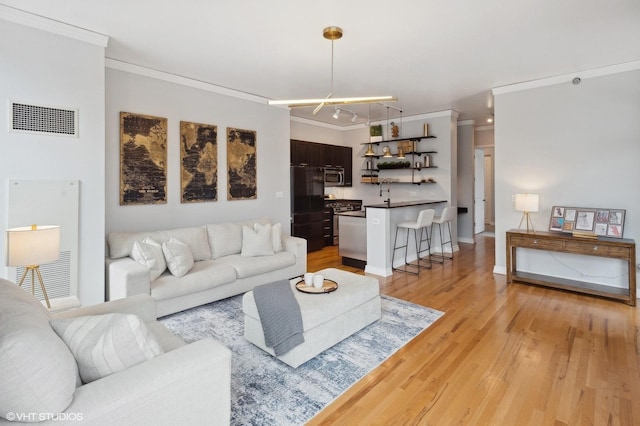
364;199;447;276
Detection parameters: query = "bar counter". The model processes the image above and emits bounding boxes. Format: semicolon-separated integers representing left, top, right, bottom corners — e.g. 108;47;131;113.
364;199;448;276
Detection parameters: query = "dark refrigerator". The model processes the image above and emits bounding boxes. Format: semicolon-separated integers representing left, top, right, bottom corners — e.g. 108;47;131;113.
291;166;325;252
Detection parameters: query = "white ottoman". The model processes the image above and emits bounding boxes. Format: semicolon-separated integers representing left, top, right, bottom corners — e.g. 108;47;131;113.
242;268;381;368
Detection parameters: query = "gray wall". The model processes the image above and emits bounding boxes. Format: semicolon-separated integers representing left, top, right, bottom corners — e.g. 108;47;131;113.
494;69;640;288
105;69;292;235
457;121;475;243
0;19;106;305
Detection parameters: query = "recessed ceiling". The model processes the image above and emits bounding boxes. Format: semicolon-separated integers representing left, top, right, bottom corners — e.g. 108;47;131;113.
3;0;639;126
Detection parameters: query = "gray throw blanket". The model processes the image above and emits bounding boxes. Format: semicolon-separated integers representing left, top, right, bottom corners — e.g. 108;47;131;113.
253;279;305;356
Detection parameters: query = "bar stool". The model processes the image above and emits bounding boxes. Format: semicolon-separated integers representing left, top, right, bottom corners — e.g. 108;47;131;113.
430;207;455;263
391;209;435;274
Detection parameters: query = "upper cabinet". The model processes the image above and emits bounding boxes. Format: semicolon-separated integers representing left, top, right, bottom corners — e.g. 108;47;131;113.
290;140;353;187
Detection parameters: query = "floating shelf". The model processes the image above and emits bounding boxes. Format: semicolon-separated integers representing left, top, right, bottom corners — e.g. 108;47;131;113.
361;135;436;145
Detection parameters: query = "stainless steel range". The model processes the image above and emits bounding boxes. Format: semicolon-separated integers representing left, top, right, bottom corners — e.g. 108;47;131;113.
325;200;362;245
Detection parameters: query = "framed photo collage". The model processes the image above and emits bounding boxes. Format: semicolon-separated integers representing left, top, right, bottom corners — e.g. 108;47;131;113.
549;206;626;238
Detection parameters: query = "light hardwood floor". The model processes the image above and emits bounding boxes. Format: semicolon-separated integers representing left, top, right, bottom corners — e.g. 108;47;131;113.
306;235;640;425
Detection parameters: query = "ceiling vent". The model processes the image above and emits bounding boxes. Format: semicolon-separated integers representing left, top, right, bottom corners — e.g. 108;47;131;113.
10;101;78;137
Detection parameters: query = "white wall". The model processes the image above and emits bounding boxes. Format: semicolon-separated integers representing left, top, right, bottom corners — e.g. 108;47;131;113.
105;68;292;235
0;19;106;305
457;121;474;243
494;69;640;288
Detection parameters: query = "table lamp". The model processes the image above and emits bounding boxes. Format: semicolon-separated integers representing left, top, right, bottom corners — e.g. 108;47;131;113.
515;194;539;233
6;224;60;308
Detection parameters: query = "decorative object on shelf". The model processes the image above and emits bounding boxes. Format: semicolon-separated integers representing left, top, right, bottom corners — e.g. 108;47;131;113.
377;161;411;169
548;205;626;238
267;26;396;113
180;121;218;203
515;193;539;233
397;147;405;159
421;178;436;184
424;155;430;167
390;122;399;138
120;112;167;205
227;128;257;200
6;224;61;308
414;161;422;170
424;123;429;137
370;125;383;142
364;143;375;156
382;146;392;158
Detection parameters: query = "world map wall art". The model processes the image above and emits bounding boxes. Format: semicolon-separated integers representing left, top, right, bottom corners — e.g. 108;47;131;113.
120;112;167;205
180;121;218;203
227;128;257;201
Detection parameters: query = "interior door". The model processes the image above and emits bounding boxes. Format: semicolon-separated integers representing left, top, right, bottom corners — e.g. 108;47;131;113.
474;149;485;234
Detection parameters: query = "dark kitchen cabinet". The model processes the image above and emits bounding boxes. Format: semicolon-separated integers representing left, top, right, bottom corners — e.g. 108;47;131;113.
290;140;352;186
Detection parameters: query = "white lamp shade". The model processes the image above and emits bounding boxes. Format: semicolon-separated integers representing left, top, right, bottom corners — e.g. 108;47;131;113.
515;194;539;212
6;225;60;267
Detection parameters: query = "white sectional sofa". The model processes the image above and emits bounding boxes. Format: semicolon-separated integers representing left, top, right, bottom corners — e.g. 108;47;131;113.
0;278;231;425
106;218;307;317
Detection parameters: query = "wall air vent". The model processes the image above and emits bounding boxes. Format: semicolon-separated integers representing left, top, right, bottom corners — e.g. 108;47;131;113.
10;101;78;137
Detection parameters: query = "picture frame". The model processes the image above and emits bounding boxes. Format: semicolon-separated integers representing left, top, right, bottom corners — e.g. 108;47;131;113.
227;127;257;201
548;206;626;238
119;112;167;205
180;121;218;203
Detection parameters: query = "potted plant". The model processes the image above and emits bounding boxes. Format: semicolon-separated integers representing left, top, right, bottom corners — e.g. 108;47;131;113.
369;125;383;142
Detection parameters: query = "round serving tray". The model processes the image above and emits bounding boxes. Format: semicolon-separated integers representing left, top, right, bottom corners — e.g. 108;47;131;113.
295;279;338;294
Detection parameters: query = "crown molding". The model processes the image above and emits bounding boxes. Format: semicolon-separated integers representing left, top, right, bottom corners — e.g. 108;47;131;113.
492;60;640;95
106;58;270;105
457;119;475;126
475;125;494;131
0;5;108;47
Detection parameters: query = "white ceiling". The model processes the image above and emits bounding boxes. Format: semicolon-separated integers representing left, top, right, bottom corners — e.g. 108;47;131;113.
4;0;640;126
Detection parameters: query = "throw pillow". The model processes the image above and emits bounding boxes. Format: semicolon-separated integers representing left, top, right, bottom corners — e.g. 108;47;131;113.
131;237;166;281
270;222;283;253
241;223;274;257
50;313;164;384
0;278;77;419
250;222;282;253
162;237;195;277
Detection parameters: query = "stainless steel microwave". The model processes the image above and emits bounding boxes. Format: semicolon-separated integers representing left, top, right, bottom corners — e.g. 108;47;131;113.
323;167;345;186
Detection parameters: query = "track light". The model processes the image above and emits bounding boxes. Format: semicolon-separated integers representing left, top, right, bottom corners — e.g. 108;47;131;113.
351;113;357;123
333;108;341;119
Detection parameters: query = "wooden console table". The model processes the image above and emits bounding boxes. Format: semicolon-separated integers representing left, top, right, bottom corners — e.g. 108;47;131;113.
506;229;636;306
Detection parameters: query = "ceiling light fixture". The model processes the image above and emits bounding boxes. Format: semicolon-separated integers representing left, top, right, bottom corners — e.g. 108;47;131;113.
487;111;494;123
351;113;357;123
333;108;341;119
267;26;397;113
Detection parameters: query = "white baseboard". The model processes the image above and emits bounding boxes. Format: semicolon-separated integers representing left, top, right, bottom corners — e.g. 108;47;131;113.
493;265;506;275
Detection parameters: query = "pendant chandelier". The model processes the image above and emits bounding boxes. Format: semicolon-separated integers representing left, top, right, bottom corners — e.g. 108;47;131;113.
268;26;397;114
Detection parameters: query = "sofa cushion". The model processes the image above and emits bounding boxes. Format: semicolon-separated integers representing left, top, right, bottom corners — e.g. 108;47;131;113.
241;224;274;257
215;251;296;279
151;260;237;301
162;237;195;277
50;313;164;384
207;217;271;259
131;237;166;281
0;279;77;420
109;226;211;261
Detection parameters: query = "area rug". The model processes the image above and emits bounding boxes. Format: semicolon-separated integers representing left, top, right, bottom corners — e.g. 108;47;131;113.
159;294;443;425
